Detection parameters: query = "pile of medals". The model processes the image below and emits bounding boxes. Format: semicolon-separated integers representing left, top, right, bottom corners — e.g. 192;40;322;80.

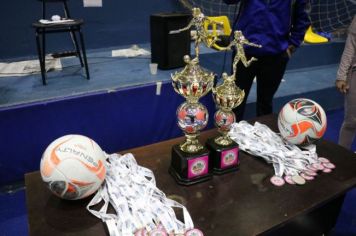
229;121;336;186
87;153;203;236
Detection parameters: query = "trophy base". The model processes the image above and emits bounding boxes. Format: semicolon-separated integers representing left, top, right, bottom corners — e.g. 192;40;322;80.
206;138;240;175
169;144;212;186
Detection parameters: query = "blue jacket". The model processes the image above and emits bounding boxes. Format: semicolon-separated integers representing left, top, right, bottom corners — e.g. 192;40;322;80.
224;0;311;56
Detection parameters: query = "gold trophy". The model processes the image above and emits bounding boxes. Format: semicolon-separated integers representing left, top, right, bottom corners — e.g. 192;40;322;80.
169;8;216;185
206;30;261;174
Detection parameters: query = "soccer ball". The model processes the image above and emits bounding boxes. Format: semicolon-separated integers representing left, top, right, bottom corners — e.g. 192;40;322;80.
40;134;106;200
278;98;327;146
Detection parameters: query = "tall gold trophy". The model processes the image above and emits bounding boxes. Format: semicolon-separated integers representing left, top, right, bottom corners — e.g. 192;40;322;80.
169;8;219;185
206;30;261;174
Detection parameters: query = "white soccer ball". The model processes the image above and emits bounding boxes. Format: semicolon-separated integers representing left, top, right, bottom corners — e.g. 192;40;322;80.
40;134;106;200
278;98;327;146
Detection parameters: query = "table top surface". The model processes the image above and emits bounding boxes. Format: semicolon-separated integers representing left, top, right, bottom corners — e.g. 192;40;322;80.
25;115;356;236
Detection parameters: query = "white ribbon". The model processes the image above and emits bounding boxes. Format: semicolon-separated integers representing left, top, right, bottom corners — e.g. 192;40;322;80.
229;121;321;178
87;153;194;235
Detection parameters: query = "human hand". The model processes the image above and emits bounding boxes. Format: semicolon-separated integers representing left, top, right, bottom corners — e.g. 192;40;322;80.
286;45;296;58
335;80;349;94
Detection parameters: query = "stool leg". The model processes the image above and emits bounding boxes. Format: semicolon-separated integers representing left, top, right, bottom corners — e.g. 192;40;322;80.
35;30;47;85
42;30;46;71
70;30;84;67
78;29;90;80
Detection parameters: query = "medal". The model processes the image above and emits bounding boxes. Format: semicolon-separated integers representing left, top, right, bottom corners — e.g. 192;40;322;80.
292;175;306;185
270;175;285;186
303;170;317;176
284;175;296;185
185;228;204;236
149;228;167;236
318;157;330;163
301;173;314;181
322;162;335;169
306;164;318;172
312;163;325;171
322;168;332;173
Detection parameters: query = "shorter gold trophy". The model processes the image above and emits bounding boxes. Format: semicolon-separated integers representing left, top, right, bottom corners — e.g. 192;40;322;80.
206;30;261;174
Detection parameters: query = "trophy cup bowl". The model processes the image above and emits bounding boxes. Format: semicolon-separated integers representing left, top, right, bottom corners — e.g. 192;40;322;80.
172;57;214;101
169;55;215;185
206;73;245;174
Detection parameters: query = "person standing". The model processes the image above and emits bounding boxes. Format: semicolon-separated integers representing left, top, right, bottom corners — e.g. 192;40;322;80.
223;0;311;121
336;16;356;150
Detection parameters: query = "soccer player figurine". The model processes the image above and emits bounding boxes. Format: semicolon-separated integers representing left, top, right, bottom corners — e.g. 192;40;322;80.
170;8;223;59
227;31;262;72
182;54;199;66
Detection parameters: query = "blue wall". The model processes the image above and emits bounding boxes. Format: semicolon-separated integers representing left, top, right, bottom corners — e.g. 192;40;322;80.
0;0;185;60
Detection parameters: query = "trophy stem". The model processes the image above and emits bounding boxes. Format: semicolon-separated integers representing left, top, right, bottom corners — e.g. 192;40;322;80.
189;98;199;104
180;133;204;153
214;132;234;146
212;108;236;147
215;108;235;146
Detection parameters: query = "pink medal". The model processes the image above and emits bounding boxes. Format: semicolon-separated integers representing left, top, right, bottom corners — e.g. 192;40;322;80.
318;157;330;163
303;170;317;177
301;173;314;181
270;175;285;186
322;168;332;173
149;228;167;236
312;163;325;171
185;228;204;236
323;162;336;169
284;175;296;185
307;164;318;172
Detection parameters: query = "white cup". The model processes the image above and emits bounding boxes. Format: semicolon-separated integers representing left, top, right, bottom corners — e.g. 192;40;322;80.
149;63;158;75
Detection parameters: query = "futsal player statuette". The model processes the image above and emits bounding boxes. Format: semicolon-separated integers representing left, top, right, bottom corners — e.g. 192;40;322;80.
169;7;223;59
226;31;262;68
169;8;215;185
206;30;261;174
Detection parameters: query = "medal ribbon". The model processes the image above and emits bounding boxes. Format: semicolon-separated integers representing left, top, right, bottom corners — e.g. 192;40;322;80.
228;121;320;178
87;153;194;235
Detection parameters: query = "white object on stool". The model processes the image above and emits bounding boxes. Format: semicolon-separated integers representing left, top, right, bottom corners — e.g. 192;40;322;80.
51;15;61;21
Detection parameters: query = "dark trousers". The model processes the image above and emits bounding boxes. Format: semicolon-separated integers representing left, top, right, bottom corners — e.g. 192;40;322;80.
232;52;289;121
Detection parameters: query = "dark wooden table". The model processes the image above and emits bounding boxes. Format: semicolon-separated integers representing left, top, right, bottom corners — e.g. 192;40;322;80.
25;115;356;236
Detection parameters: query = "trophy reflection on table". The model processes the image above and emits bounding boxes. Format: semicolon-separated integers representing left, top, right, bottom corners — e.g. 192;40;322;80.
169;8;216;185
206;30;261;174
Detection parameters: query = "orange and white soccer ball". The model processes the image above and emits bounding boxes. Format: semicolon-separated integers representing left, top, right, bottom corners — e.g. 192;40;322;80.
40;134;106;200
278;98;327;146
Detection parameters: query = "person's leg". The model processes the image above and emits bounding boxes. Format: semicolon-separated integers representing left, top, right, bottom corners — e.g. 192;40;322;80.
255;53;289;116
232;53;257;121
339;71;356;149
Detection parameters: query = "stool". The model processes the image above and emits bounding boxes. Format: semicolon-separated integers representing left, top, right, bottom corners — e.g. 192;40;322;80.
32;0;90;85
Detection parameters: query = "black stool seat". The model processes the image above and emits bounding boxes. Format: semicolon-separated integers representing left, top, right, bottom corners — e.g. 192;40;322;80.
32;19;84;29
